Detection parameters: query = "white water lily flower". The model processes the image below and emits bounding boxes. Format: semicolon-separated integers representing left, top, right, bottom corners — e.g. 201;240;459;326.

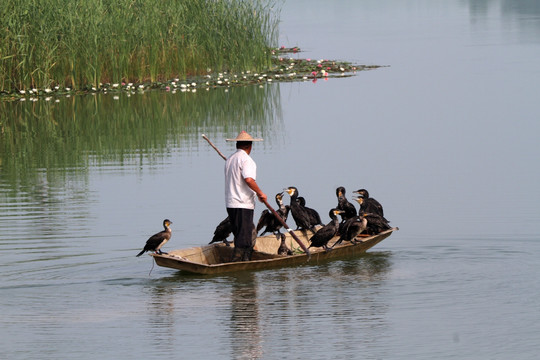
92;87;97;91
267;78;272;82
128;83;133;86
217;80;222;85
340;67;345;72
113;96;119;100
29;90;34;94
191;82;196;87
19;90;25;94
138;85;144;89
180;84;187;88
55;99;60;102
302;76;308;80
66;87;71;91
54;86;59;90
112;83;119;88
45;97;51;101
175;78;180;82
45;88;52;93
191;89;196;93
20;98;26;101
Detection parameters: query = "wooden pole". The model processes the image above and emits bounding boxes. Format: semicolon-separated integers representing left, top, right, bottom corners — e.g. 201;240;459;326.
201;134;311;258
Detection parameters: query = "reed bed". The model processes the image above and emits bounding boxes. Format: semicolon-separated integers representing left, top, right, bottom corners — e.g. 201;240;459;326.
0;0;279;93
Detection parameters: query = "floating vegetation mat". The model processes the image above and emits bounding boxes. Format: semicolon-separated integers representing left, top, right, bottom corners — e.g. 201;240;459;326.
0;47;383;102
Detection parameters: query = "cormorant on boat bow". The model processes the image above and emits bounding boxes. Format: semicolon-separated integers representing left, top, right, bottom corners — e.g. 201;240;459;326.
136;219;172;257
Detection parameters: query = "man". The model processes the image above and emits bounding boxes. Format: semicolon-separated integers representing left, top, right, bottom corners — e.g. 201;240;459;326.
225;131;267;261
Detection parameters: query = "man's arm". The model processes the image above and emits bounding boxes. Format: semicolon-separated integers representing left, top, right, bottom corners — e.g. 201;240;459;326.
244;177;267;202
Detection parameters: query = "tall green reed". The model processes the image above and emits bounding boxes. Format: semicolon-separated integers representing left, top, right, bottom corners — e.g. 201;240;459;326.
0;0;280;93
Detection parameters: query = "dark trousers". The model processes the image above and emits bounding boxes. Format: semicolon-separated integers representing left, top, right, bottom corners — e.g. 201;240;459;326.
226;208;255;249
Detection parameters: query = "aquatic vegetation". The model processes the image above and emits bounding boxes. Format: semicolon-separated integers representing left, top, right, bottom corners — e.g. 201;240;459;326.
0;0;279;94
1;46;382;101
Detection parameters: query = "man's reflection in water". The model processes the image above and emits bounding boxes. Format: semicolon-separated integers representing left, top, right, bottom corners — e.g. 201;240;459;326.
228;273;262;359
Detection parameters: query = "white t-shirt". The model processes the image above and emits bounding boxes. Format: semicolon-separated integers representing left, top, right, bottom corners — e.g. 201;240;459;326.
224;149;257;209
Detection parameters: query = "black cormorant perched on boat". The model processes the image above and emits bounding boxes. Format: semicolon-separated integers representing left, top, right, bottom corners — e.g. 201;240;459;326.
296;196;322;226
336;186;357;221
361;212;391;235
352;196;391;235
284;186;322;232
332;215;368;248
277;233;293;256
209;216;233;245
353;189;385;218
308;208;343;251
136;219;172;257
256;192;290;237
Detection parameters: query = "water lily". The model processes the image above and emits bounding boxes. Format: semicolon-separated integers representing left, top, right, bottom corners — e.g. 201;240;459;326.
19;90;25;94
112;83;119;88
45;88;52;93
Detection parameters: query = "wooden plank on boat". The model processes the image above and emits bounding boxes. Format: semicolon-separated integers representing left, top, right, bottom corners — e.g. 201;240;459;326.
151;227;397;275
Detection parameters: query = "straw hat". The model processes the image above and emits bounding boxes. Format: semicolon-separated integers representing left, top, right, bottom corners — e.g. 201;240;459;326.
226;131;263;142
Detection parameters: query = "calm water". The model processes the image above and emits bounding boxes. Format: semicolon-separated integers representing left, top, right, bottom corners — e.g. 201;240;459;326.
1;0;540;359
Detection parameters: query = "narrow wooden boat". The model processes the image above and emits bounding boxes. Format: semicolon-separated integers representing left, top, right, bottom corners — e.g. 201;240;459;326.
151;227;397;275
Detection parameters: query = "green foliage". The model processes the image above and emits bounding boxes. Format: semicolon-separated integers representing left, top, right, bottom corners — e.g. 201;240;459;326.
0;0;280;93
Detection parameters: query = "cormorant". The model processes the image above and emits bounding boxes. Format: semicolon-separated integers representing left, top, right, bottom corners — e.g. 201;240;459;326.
256;192;290;237
353;189;385;218
136;219;172;257
333;215;368;248
308;208;343;251
360;212;391;235
352;196;391;235
277;233;293;256
209;216;233;245
336;186;357;221
284;186;322;232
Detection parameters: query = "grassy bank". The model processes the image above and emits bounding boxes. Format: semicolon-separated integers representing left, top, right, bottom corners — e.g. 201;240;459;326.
0;0;279;93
